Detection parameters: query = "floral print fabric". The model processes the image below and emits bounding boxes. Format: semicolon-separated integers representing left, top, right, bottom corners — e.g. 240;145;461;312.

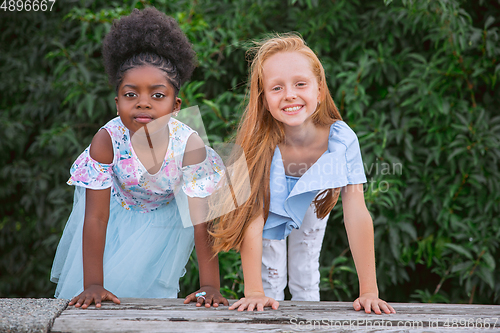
67;117;224;213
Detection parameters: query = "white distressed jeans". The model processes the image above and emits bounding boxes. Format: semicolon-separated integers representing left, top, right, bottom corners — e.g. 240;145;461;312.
261;203;329;301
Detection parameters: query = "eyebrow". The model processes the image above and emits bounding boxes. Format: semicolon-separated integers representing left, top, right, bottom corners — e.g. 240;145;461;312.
266;77;312;88
121;84;169;89
267;74;313;83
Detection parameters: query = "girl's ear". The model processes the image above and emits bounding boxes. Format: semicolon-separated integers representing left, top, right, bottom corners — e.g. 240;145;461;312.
115;96;119;115
174;97;182;111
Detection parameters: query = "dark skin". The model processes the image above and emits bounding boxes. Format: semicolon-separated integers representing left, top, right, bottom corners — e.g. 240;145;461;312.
183;137;228;308
68;130;118;309
69;130;228;309
184;216;228;307
69;68;227;308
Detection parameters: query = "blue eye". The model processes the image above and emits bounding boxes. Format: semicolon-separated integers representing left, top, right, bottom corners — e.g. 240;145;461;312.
297;82;306;87
272;86;282;91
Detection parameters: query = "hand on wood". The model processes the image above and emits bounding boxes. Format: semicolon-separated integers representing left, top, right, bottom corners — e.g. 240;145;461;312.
68;284;120;309
228;292;279;311
184;285;229;308
353;293;395;314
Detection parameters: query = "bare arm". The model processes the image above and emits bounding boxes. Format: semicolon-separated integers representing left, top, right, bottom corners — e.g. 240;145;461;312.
82;188;111;288
341;184;395;314
241;215;266;297
228;214;279;311
69;129;120;308
182;133;228;307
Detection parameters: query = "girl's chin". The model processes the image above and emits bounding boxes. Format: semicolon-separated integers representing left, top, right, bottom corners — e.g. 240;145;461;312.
281;119;312;128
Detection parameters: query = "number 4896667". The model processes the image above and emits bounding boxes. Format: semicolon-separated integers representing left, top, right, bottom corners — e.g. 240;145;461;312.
1;0;56;11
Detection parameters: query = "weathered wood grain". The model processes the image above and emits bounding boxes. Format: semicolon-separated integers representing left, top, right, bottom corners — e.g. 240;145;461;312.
51;298;500;332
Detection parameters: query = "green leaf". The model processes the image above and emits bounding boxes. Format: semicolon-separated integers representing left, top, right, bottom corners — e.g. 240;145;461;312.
477;266;495;289
484;16;495;29
482;252;496;270
445;243;473;260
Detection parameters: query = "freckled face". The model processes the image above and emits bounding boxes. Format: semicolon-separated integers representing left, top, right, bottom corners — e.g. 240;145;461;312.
262;51;320;128
115;65;181;135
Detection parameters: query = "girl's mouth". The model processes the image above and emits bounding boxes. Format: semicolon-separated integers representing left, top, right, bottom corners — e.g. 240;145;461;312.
282;105;303;115
134;114;153;123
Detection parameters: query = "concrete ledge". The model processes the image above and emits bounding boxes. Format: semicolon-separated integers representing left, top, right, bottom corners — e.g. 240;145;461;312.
0;298;69;333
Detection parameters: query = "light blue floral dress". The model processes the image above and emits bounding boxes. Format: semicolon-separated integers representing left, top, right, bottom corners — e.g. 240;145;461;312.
51;117;224;299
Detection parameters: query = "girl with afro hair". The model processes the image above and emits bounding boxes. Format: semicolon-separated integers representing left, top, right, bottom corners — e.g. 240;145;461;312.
50;7;228;308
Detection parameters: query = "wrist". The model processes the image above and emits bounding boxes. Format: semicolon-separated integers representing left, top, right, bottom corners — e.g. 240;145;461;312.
359;282;378;297
199;277;220;290
84;283;103;289
359;290;379;297
199;284;219;290
244;290;265;298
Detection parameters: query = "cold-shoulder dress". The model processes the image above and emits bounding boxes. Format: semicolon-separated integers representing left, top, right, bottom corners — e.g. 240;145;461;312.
50;116;223;299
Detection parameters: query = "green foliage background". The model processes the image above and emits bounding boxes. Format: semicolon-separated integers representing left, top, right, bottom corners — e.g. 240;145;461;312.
1;0;499;304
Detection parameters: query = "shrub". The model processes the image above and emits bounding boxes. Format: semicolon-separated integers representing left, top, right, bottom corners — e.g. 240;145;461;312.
1;0;498;304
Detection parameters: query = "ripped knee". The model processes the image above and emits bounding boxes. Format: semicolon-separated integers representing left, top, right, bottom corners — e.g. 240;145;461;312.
267;266;281;279
300;227;325;246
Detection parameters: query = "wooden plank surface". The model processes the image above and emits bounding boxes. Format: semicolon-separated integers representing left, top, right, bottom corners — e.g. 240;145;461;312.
51;298;500;332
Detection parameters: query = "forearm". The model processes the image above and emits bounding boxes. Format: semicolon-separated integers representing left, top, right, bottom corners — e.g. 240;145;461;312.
83;188;110;289
194;223;220;289
344;211;378;295
82;216;107;289
240;215;265;296
187;195;220;288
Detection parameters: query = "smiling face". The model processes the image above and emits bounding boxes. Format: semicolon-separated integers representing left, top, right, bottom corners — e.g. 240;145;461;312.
115;65;181;135
261;51;320;129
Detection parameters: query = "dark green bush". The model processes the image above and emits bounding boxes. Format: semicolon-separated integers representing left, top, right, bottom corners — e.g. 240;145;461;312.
1;0;498;304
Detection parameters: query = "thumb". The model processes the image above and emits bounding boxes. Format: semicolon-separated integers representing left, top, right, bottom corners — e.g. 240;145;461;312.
184;293;196;304
106;292;120;304
353;298;361;311
266;297;279;310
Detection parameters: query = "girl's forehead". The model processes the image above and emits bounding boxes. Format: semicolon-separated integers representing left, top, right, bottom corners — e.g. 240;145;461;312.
262;51;315;81
120;65;172;87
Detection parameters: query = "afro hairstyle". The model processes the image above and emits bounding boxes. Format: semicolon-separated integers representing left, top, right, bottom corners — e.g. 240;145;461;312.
102;7;195;90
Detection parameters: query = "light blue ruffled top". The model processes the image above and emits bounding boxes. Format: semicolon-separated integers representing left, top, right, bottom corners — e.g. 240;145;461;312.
263;120;367;240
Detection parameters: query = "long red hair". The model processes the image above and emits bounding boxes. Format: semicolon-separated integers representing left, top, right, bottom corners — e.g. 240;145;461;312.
209;33;342;253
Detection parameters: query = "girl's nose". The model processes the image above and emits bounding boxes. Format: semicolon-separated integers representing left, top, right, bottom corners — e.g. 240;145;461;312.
285;88;297;100
136;97;151;109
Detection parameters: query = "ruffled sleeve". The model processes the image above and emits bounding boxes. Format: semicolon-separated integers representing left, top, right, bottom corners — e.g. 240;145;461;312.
330;121;367;185
67;146;114;190
181;146;225;198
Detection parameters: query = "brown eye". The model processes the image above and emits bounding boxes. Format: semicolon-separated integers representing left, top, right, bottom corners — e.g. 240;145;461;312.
124;92;136;97
153;93;165;98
